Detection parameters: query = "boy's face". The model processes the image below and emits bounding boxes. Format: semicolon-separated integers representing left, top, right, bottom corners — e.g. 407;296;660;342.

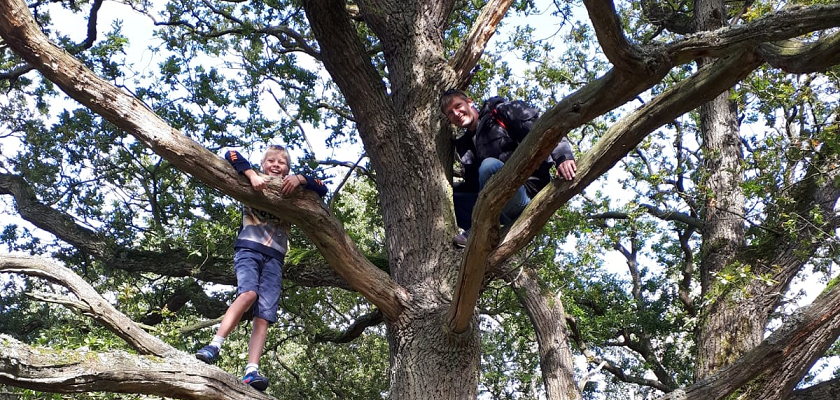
261;150;290;177
442;95;478;131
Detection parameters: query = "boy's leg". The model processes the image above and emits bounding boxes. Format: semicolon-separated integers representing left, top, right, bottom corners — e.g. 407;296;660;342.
247;317;270;365
452;191;477;247
240;254;282;391
196;249;261;364
241;316;270;391
478;158;530;225
216;290;258;338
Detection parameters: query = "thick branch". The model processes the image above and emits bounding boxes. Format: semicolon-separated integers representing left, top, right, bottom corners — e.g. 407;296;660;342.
448;0;515;89
0;172;352;290
666;4;840;65
487;50;762;272
654;280;840;400
582;0;645;69
0;256;176;358
0;335;271;400
0;0;406;320
760;31;840;74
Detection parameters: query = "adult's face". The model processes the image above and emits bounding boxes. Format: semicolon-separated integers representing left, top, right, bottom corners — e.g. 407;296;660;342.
442;96;478;130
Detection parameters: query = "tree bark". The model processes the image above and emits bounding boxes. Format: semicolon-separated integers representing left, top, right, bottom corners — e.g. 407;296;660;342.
387;306;481;400
791;377;840;400
692;0;753;380
3;0;840;399
507;267;581;400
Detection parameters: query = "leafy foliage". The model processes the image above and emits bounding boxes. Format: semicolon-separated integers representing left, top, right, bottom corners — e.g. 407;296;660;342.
2;0;840;399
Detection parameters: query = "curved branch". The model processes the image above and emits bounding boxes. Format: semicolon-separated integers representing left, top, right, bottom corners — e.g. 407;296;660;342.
313;309;383;343
654;279;840;400
487;50;762;273
582;0;645;69
0;172;352;290
0;0;406;320
0;334;271;400
448;0;515;89
0;256;176;358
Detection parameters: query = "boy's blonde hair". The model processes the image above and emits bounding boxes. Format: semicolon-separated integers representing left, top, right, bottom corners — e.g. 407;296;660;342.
262;144;292;166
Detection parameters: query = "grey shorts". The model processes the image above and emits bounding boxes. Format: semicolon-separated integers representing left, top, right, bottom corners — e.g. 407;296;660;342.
234;248;284;323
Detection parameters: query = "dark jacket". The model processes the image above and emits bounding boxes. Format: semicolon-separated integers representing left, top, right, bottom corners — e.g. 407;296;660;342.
471;97;574;198
453;129;480;193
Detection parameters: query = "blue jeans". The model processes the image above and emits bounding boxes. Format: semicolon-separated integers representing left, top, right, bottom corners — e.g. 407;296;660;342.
453;191;478;231
478;158;530;225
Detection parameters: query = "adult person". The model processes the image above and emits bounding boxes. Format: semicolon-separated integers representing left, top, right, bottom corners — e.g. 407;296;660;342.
440;89;577;246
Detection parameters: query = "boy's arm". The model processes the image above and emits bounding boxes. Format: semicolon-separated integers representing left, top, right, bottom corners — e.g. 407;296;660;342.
225;150;268;190
280;174;328;197
225;150;253;173
299;175;328;198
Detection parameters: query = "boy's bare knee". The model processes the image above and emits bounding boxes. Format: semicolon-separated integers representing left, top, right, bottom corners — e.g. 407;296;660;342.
239;290;258;303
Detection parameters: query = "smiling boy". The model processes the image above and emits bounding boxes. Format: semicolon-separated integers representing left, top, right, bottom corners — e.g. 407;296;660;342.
195;145;327;391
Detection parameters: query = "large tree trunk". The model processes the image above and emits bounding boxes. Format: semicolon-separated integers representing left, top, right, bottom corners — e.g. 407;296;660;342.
693;0;754;380
387;307;481;399
301;2;484;397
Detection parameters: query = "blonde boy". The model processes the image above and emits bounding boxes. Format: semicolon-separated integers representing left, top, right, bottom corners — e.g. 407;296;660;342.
196;145;327;391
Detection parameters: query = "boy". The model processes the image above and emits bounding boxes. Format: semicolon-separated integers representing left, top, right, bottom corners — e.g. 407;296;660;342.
195;145;327;391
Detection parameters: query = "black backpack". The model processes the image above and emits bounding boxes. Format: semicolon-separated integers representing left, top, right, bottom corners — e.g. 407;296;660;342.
474;96;540;163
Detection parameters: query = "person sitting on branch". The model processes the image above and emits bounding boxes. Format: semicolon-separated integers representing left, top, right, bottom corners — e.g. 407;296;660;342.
440;89;576;247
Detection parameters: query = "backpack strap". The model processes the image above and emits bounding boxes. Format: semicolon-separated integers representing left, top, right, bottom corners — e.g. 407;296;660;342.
491;108;509;132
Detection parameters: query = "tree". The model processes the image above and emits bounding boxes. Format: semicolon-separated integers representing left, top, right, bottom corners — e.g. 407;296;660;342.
1;0;840;399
